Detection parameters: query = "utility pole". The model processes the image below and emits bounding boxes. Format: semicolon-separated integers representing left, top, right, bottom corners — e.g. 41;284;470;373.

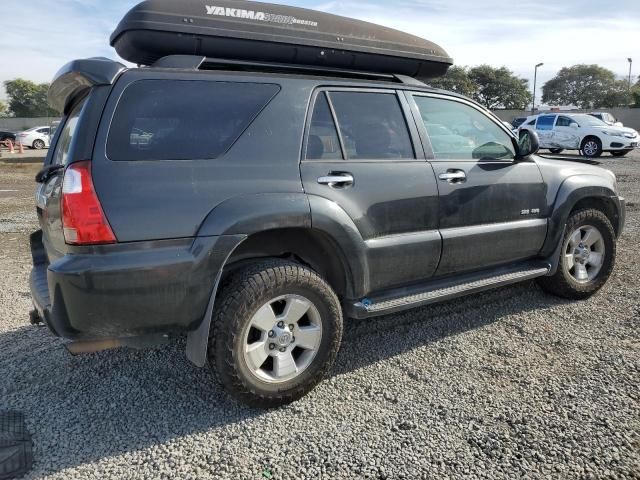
628;58;633;90
532;63;544;114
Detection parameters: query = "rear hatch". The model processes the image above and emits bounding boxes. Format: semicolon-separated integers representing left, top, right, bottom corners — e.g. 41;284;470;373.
33;58;125;263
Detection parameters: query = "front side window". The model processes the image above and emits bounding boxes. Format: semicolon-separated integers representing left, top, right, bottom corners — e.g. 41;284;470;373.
414;96;515;161
556;116;573;127
536;115;556;131
52;97;87;165
107;80;280;161
328;91;414;160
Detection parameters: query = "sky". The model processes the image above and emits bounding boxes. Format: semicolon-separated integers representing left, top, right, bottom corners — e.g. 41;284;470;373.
1;0;639;105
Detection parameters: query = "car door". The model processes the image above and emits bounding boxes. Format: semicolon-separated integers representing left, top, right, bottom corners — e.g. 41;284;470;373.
300;88;441;293
408;93;547;276
534;114;556;148
553;116;581;149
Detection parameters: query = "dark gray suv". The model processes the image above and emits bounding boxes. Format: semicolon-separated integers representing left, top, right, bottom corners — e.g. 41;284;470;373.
30;1;625;408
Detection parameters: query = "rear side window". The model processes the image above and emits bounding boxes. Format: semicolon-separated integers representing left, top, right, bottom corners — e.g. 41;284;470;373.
328;91;414;160
107;80;280;161
52;97;87;166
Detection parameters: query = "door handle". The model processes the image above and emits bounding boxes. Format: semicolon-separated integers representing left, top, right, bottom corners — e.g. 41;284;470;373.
318;173;354;188
438;170;467;183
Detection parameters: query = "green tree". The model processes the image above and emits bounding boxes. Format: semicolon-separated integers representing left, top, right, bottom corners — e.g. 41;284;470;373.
542;64;630;109
631;76;640;108
427;66;478;98
467;65;532;109
600;79;632;108
4;79;57;117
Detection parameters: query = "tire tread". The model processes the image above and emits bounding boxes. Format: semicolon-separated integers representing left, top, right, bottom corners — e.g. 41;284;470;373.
209;259;343;408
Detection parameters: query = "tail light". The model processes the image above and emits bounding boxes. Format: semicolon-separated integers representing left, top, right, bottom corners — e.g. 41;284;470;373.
61;161;116;245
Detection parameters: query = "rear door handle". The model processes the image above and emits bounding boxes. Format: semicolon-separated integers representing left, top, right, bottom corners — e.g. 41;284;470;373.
438;170;467;183
318;173;354;188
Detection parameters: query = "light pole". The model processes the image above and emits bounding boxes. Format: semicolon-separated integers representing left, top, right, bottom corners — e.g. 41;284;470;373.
628;58;633;90
532;62;544;114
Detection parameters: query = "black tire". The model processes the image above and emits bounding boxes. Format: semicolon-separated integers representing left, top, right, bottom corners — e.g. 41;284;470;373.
580;137;602;158
32;139;45;150
611;151;628;157
209;259;343;408
549;148;564;154
537;209;616;300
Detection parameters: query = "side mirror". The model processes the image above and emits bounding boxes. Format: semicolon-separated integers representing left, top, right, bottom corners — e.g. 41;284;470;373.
614;121;623;127
570;123;579;129
517;130;540;159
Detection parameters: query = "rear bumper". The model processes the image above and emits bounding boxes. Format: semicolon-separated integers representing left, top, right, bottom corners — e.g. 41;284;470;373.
30;233;245;340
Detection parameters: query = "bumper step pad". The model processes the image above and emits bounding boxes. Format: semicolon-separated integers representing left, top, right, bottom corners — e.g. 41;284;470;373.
0;411;33;479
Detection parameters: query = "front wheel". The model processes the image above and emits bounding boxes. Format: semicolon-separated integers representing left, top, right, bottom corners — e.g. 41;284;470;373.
537;209;616;300
580;137;602;158
209;260;343;408
32;139;45;150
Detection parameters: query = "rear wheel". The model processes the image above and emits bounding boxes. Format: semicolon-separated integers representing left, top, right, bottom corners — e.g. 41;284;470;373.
580;137;602;158
549;148;564;154
209;259;343;408
32;139;45;150
537;209;616;299
611;151;628;157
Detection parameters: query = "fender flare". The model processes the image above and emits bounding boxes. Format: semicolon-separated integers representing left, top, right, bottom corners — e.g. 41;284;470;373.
186;193;370;367
307;195;370;298
541;174;619;258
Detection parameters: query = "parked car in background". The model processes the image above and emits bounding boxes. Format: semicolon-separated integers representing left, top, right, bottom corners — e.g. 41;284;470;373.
15;126;51;149
589;112;623;127
511;117;528;129
519;113;638;157
0;130;17;143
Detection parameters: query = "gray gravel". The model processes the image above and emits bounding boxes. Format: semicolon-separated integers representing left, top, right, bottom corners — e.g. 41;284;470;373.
1;154;639;479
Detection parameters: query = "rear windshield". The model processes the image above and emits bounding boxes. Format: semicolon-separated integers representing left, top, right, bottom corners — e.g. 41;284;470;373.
52;97;87;165
106;80;280;161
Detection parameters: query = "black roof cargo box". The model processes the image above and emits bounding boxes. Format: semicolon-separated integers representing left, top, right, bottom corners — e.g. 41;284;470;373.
111;0;453;78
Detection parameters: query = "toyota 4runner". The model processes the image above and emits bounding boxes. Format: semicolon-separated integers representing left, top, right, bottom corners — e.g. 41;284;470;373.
29;1;625;408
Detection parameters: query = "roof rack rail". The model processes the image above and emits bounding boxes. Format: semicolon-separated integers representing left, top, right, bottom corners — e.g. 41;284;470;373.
152;55;425;85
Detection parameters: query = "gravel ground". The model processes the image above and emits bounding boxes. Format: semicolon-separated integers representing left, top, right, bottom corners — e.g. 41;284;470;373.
1;154;639;479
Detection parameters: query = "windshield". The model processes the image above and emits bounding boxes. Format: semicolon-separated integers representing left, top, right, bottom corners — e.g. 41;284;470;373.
571;114;608;127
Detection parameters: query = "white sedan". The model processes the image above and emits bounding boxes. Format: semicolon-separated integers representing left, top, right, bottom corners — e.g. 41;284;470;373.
15;126;51;150
519;113;638;158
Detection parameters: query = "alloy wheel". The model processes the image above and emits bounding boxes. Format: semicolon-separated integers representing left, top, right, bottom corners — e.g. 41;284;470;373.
563;225;605;283
582;141;599;157
242;294;323;383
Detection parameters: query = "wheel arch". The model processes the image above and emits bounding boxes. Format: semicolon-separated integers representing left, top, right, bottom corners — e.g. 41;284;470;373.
542;174;621;258
187;193;369;367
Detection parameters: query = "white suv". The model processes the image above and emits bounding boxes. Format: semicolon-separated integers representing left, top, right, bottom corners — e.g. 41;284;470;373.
15;126;51;150
519;113;638;158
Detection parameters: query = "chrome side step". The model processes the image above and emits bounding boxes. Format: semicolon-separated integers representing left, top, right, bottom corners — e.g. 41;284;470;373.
347;263;550;319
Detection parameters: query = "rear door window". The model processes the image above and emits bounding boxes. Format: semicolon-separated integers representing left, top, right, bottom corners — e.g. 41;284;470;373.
107;80;280;161
327;91;414;160
536;115;556;130
306;92;343;160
